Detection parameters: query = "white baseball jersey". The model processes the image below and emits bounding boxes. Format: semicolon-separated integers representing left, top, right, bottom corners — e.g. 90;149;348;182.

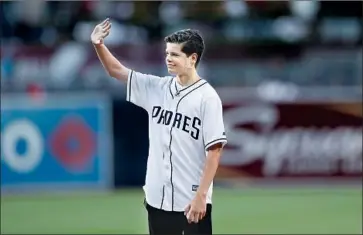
126;69;227;212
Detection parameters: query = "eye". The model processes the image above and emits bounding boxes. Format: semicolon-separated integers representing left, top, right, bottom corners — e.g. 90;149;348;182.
166;52;179;57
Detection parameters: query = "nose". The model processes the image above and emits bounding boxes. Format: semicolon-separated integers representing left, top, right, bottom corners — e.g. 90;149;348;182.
166;56;172;63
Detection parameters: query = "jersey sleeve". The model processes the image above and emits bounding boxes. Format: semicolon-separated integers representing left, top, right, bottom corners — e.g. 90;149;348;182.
202;94;228;151
126;69;163;110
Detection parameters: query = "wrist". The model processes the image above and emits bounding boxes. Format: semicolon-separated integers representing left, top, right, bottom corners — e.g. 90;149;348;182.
93;42;104;48
196;190;207;199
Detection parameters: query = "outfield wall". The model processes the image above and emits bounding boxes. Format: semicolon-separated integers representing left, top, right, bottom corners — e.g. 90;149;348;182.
215;87;362;183
1;87;362;193
1;92;114;192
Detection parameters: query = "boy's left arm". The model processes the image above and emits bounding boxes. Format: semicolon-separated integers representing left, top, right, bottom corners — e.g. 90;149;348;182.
197;143;223;199
185;143;223;224
185;94;227;224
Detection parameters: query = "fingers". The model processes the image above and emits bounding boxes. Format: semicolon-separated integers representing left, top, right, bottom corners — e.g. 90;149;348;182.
102;30;110;38
192;212;201;223
186;211;192;223
103;24;111;33
100;18;109;26
187;211;198;224
184;204;191;216
102;21;111;31
199;211;205;221
101;20;111;38
193;212;200;223
186;210;206;224
99;21;111;39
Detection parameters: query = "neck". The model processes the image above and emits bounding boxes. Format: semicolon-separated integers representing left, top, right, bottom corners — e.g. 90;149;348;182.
176;69;200;87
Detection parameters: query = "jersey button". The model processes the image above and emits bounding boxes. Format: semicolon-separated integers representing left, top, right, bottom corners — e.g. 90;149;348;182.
164;174;170;184
164;164;170;171
163;160;169;168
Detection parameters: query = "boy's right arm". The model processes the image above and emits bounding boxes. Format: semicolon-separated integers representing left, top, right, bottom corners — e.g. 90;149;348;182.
91;18;167;110
91;18;129;82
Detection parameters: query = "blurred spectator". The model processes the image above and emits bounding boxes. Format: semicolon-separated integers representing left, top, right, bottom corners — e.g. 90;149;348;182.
0;0;361;91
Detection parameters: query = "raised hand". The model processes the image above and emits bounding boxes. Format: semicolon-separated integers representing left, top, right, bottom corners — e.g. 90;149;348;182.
91;18;111;45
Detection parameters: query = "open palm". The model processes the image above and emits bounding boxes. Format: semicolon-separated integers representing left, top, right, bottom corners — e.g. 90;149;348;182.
91;18;111;45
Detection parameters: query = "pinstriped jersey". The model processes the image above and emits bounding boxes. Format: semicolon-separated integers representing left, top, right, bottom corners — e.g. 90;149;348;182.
126;70;227;212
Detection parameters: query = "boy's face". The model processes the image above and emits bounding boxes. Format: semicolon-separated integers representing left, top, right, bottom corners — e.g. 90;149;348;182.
165;43;197;75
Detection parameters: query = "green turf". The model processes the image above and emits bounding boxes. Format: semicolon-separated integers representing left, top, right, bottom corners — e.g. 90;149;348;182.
1;188;362;234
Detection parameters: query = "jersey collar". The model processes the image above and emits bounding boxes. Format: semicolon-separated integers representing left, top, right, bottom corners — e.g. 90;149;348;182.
170;78;205;99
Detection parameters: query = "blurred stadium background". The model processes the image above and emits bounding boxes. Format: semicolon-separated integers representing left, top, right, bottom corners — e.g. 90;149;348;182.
1;1;362;234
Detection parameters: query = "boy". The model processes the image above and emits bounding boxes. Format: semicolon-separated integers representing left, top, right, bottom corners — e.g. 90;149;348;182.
91;18;227;235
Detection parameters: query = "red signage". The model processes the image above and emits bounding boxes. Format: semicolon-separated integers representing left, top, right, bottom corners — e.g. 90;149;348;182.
49;115;96;172
217;89;362;180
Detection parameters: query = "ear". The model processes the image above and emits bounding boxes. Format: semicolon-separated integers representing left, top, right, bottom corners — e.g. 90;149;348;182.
190;53;198;66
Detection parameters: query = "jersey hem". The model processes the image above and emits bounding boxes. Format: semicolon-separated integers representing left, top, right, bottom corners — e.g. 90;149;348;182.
145;198;213;212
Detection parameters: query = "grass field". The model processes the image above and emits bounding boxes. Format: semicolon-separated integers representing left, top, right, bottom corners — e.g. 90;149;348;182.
1;187;362;234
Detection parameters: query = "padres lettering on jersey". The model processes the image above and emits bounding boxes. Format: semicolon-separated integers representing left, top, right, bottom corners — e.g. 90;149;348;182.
152;106;201;140
126;70;227;212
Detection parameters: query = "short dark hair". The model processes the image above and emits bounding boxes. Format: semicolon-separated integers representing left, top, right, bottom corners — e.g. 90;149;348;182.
164;29;204;67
